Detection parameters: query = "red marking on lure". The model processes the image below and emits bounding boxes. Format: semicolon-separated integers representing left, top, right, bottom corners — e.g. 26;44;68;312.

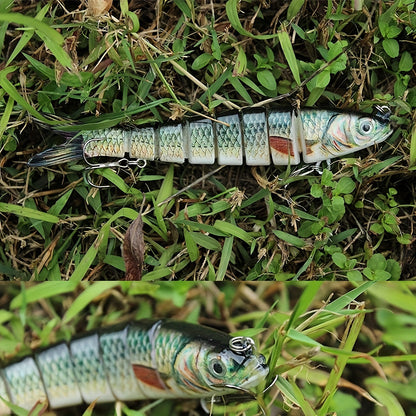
269;136;294;156
132;364;166;390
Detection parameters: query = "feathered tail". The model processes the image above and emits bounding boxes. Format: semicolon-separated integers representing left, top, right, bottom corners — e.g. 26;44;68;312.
28;137;84;167
28;114;84;167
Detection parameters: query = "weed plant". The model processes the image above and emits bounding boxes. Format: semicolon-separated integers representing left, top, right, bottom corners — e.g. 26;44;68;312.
0;282;415;415
0;0;415;280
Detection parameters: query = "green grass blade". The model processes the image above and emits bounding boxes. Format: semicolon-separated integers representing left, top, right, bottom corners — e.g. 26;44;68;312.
226;0;279;40
213;220;253;244
0;202;59;223
0;12;72;67
367;385;405;416
410;123;416;167
278;28;301;85
0;95;14;138
216;236;233;280
0;67;55;122
184;230;199;262
6;4;50;66
10;282;78;308
287;0;305;20
69;208;138;282
62;282;120;323
273;230;306;248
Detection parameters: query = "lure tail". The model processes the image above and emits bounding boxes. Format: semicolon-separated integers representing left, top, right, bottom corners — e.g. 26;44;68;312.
28;115;84;167
28;137;84;167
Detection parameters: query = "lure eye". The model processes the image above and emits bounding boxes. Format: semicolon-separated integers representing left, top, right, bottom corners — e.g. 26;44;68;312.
209;358;226;377
358;118;375;135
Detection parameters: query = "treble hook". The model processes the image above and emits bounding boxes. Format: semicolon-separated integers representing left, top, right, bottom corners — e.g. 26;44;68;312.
374;105;391;121
82;138;147;188
288;160;328;178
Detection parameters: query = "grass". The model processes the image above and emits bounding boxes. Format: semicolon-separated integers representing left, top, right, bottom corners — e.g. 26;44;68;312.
0;0;415;280
0;282;416;415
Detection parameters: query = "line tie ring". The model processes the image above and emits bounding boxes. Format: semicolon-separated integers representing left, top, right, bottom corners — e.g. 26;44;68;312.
229;336;256;355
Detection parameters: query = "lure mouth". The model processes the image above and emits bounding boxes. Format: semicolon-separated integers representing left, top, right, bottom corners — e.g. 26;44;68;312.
239;356;269;390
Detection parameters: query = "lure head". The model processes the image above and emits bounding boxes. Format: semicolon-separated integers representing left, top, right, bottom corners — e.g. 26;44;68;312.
302;106;393;163
174;333;269;397
326;107;392;156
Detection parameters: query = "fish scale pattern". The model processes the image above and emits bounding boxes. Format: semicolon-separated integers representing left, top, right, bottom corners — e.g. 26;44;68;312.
300;109;341;163
188;120;215;164
159;125;185;163
129;127;156;160
300;109;333;142
70;334;115;403
2;357;46;410
268;110;291;137
83;129;126;158
242;112;270;165
100;328;144;400
153;328;188;374
36;343;83;408
216;114;243;165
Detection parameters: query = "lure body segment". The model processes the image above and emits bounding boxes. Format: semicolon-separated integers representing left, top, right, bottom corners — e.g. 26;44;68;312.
0;320;268;414
28;107;392;169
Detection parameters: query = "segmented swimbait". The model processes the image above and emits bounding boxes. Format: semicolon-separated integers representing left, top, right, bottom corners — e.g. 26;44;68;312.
28;107;392;170
0;320;268;414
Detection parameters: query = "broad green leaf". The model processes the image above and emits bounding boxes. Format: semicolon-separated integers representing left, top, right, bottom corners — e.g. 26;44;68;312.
399;51;413;72
334;177;356;195
191;53;212;70
382;38;399;58
332;252;347;268
257;69;277;90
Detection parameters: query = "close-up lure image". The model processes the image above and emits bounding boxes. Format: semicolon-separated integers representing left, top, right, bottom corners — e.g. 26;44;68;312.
0;319;268;414
0;282;416;416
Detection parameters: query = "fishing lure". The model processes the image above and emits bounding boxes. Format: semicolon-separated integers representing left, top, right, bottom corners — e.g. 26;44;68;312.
28;106;392;178
0;320;269;415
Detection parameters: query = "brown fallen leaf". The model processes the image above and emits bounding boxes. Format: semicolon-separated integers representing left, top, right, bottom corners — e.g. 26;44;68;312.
87;0;113;16
123;215;145;280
